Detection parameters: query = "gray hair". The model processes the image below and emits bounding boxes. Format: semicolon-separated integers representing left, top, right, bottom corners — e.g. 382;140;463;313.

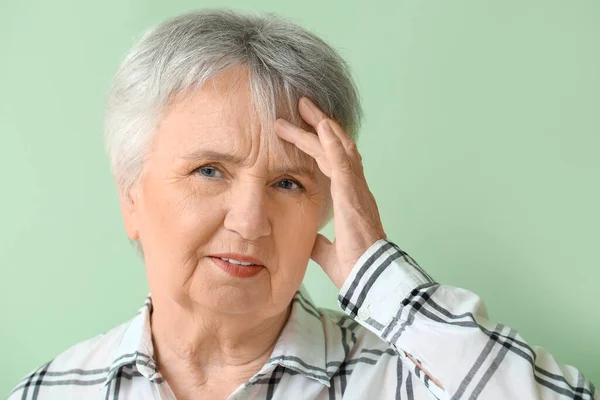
104;9;362;254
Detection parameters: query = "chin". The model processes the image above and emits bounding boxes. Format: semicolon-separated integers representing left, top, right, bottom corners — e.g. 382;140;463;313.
192;282;270;314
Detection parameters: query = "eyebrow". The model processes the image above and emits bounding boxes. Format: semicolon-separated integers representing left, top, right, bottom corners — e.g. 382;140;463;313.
181;150;245;165
180;150;317;181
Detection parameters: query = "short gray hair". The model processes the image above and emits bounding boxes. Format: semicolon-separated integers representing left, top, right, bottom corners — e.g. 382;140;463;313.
104;9;362;254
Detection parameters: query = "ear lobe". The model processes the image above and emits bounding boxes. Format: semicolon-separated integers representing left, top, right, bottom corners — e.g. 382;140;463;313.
119;188;140;241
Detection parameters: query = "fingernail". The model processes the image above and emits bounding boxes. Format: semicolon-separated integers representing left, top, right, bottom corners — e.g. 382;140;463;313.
276;118;293;129
300;97;319;121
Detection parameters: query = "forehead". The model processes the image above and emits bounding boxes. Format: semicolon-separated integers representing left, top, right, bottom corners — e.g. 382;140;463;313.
155;67;315;171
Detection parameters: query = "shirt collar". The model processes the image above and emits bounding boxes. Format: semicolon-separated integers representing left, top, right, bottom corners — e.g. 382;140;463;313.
103;295;159;387
104;284;352;388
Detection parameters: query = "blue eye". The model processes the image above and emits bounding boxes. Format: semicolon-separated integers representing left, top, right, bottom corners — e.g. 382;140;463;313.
198;166;223;178
277;179;303;191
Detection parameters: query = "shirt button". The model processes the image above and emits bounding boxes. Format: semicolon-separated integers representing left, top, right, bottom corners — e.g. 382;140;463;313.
358;306;371;320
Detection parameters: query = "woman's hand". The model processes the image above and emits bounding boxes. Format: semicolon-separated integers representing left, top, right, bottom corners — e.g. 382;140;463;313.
275;97;386;289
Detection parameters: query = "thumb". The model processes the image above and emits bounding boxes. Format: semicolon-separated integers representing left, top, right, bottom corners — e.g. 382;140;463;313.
310;233;334;268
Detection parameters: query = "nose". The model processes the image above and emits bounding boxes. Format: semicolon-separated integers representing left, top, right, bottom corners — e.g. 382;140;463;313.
223;184;272;241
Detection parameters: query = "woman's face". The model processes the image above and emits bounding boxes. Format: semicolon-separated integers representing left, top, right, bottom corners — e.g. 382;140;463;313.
121;67;330;318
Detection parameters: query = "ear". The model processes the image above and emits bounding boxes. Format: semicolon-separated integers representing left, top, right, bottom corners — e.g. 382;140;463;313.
119;186;140;241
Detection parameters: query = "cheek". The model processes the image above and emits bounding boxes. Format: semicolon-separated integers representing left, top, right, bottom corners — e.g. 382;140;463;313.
141;179;228;298
139;177;225;261
270;200;321;275
167;187;226;255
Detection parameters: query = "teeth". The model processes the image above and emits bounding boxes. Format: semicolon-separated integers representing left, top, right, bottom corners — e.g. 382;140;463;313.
219;257;255;266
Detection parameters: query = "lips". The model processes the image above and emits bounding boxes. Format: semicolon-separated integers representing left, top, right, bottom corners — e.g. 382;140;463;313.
209;253;265;266
209;256;264;278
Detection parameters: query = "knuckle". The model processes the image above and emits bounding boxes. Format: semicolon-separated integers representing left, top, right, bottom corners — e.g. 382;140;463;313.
316;119;331;131
346;141;358;153
338;158;354;173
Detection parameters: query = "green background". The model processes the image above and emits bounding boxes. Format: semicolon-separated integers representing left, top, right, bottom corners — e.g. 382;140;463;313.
1;0;598;394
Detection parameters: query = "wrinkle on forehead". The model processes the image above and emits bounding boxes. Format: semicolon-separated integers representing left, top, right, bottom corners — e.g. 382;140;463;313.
165;65;319;176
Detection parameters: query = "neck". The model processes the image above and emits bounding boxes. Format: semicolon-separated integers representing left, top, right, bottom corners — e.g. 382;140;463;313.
150;295;291;388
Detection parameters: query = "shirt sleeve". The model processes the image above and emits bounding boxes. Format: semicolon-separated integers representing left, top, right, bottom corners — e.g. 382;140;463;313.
337;238;598;400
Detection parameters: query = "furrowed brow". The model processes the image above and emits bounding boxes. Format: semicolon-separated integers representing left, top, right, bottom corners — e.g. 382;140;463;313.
180;149;318;182
180;150;246;165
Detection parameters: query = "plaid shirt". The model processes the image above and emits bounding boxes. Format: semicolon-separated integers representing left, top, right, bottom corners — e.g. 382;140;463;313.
9;239;597;399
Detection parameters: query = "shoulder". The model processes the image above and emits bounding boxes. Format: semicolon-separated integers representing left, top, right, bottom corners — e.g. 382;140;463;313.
8;320;131;399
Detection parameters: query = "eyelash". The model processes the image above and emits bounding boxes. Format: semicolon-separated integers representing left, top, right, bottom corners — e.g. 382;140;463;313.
195;165;305;192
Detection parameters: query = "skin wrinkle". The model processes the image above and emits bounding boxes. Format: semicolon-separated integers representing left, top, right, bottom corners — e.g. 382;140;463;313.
119;66;331;399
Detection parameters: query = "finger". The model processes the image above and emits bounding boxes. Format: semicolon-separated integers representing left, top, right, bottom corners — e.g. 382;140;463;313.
299;97;358;155
325;118;357;154
298;96;327;127
275;118;321;153
310;233;334;268
317;120;354;174
275;118;332;176
329;119;364;175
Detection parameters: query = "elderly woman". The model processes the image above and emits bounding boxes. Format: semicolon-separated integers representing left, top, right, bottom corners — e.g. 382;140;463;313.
9;9;596;400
